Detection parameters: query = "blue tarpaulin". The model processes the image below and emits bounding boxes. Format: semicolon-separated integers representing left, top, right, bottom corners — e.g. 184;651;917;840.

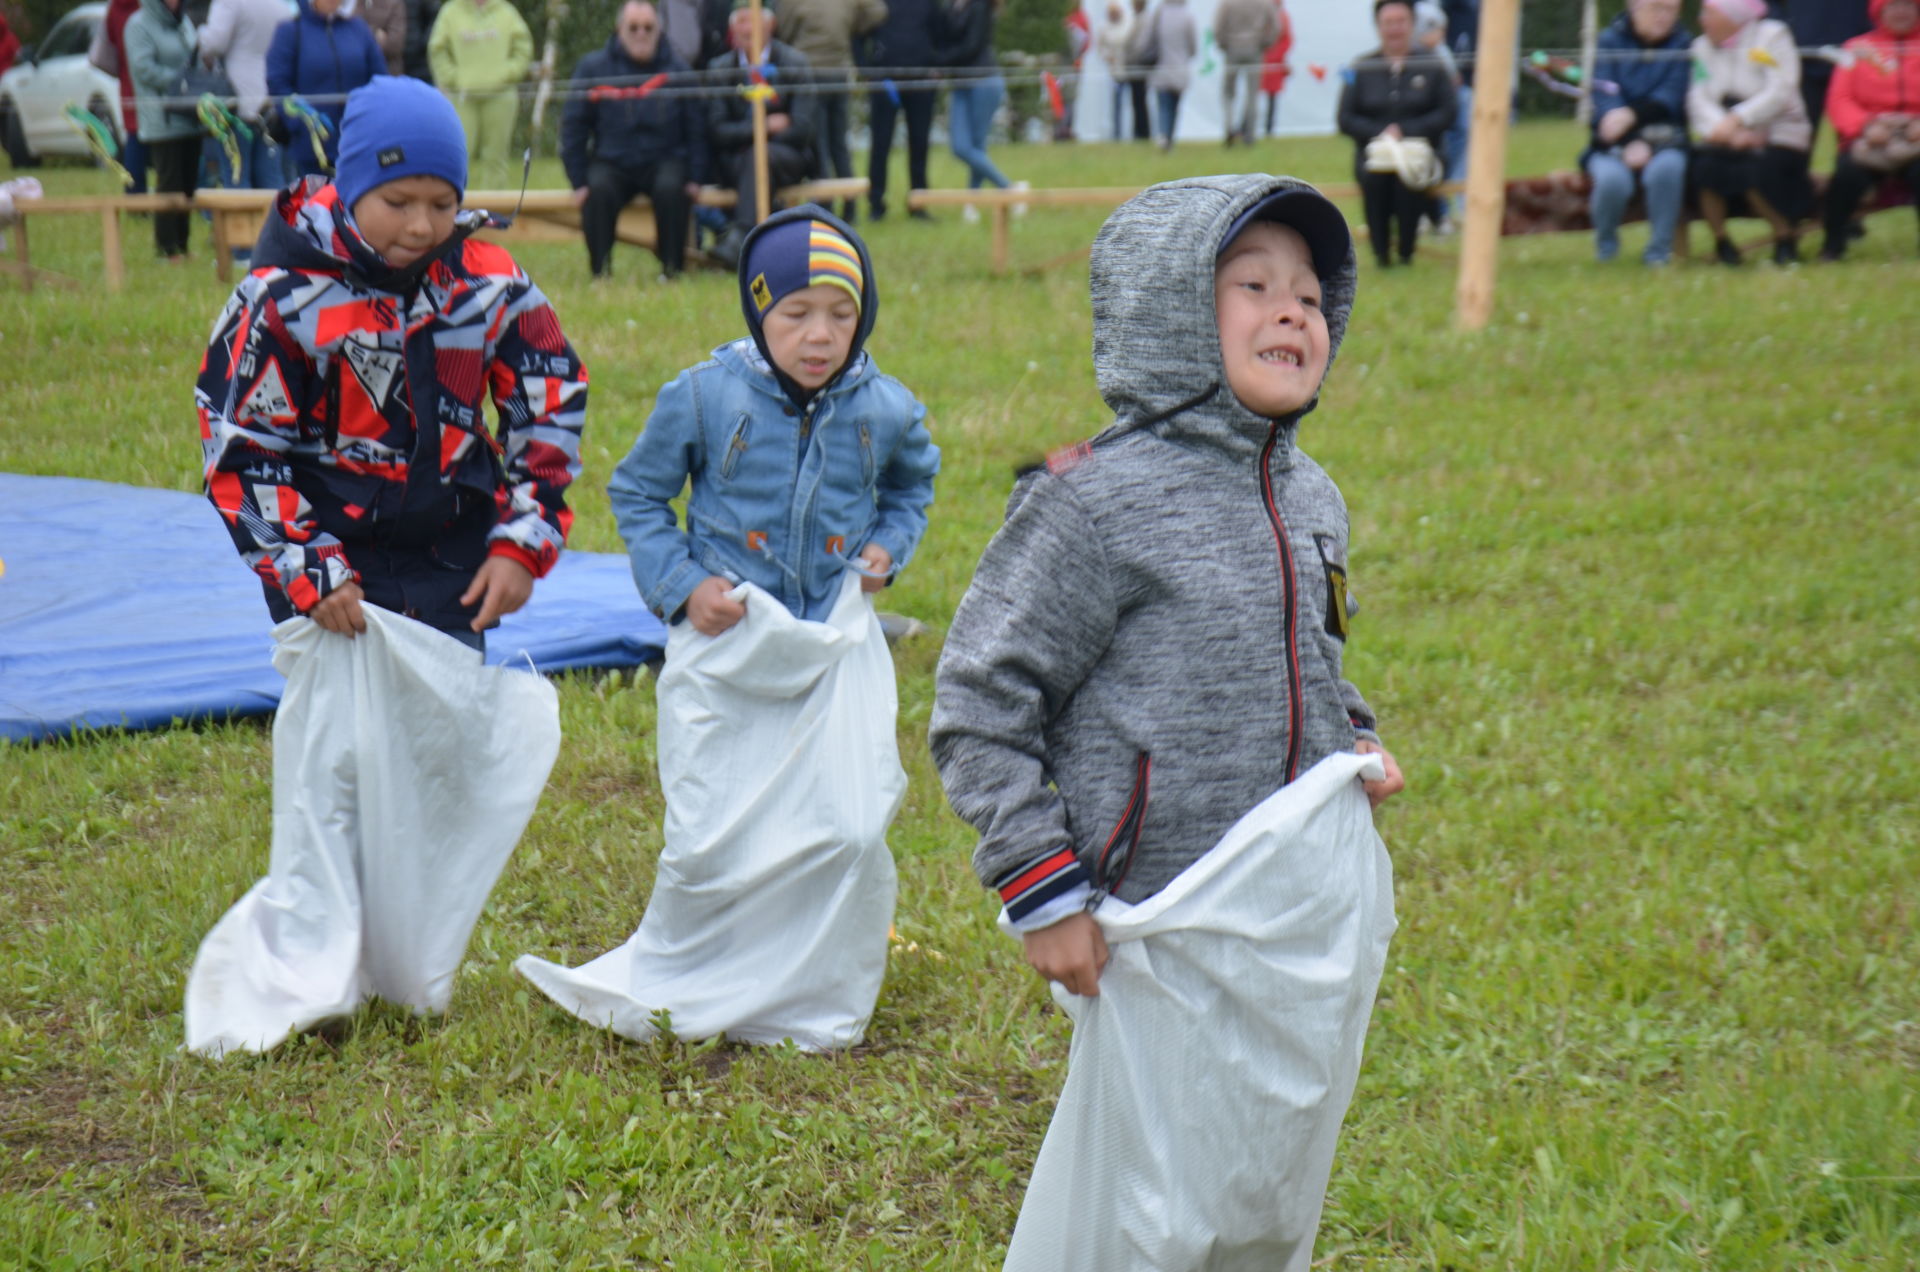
0;474;667;742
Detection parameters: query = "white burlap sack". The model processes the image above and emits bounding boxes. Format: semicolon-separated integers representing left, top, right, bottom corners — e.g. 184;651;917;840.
1003;751;1396;1272
184;608;560;1058
515;573;904;1051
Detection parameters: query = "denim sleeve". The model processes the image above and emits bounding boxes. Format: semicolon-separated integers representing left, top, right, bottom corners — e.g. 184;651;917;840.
608;372;710;622
863;389;940;574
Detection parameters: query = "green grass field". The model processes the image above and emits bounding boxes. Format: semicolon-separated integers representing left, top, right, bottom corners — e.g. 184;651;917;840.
3;121;1918;1270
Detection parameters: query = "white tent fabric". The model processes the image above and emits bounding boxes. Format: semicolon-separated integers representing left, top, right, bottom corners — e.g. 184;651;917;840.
1069;0;1380;142
515;575;904;1052
1001;750;1396;1272
184;609;561;1058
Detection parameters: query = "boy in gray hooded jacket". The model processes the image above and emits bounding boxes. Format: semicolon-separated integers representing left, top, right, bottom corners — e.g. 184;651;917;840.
930;173;1403;997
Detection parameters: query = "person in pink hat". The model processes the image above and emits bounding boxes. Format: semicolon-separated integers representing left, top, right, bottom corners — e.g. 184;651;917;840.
1688;0;1814;264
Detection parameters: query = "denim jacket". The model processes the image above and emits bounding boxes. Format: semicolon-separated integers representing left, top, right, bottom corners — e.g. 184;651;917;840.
610;338;940;624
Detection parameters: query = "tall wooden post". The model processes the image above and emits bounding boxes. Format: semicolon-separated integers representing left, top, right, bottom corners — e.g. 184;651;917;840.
1454;0;1520;331
1576;0;1599;126
749;0;771;223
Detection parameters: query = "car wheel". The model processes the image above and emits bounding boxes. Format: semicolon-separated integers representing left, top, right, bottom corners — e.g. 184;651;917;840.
1;99;42;170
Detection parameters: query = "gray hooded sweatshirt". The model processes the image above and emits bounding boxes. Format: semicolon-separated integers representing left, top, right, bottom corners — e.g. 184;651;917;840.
930;173;1379;928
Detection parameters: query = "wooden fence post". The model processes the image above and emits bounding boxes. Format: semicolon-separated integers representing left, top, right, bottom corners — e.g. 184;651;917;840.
1454;0;1521;331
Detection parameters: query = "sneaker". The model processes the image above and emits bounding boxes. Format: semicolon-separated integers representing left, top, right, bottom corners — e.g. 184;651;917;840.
1714;236;1742;266
1816;240;1845;263
1772;237;1800;266
962;203;980;224
1010;180;1029;218
907;207;934;222
710;226;746;269
869;200;887;222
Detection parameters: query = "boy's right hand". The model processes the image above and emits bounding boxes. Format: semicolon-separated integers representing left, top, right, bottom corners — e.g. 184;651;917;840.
308;581;367;638
686;576;746;635
1022;912;1109;998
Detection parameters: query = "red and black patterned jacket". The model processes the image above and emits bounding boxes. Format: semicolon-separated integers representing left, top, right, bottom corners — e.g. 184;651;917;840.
196;178;588;629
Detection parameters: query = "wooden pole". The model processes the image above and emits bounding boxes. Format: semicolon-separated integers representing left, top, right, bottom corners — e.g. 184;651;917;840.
749;0;771;223
1576;0;1598;127
100;205;124;292
11;215;29;294
1454;0;1520;331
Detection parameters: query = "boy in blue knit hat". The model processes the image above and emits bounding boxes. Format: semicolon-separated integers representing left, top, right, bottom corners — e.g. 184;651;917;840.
198;75;587;646
514;207;938;1050
186;78;588;1055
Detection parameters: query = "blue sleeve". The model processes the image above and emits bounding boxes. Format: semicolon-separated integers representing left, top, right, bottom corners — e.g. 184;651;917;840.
1589;29;1631;120
607;372;710;622
863;387;940;574
266;22;293;98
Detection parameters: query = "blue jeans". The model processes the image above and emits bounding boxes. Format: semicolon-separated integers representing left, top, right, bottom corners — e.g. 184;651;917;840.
949;75;1010;189
1155;88;1181;144
1588;147;1687;263
1111;81;1128;141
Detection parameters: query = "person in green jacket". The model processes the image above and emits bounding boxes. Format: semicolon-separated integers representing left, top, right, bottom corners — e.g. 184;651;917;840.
428;0;535;181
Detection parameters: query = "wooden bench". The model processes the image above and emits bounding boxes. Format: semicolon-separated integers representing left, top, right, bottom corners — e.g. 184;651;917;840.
908;182;1466;275
3;178;870;291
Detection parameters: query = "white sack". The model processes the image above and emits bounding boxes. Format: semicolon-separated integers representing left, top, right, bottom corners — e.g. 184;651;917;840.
184;608;561;1058
515;574;904;1052
1002;750;1396;1272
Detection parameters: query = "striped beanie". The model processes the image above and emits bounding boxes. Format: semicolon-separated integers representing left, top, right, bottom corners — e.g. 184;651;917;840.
743;217;865;316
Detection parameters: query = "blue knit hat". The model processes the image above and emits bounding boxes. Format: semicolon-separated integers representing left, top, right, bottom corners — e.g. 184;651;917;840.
742;216;865;317
334;77;469;211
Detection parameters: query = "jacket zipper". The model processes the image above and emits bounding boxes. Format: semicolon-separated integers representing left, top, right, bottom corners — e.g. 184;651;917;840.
1093;752;1151;897
1259;424;1304;785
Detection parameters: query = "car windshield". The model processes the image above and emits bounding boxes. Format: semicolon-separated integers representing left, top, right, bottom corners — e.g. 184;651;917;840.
38;15;97;61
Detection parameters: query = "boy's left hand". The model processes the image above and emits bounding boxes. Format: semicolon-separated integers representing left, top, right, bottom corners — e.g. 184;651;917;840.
1355;739;1404;810
857;543;892;594
462;556;535;633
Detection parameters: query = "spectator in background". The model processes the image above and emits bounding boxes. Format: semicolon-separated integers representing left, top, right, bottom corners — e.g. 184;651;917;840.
199;0;288;195
778;0;887;222
428;0;534;183
125;0;198;258
104;0;152;194
1095;1;1131;140
403;0;440;79
1259;0;1290;136
937;0;1017;207
660;0;730;69
1584;0;1690;266
1214;0;1278;147
268;0;385;178
561;0;707;281
704;0;814;268
1412;1;1459;232
1779;0;1871;141
0;11;19;79
362;0;406;73
1061;0;1089;138
1338;0;1455;266
1818;0;1920;260
1122;0;1150;140
1142;0;1197;150
861;0;940;219
1688;0;1810;264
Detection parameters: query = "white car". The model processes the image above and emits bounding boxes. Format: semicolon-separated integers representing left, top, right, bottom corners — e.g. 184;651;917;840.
1;3;123;167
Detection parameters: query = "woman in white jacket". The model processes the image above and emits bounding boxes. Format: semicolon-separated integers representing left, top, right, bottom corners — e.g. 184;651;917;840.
1688;0;1813;264
198;0;292;192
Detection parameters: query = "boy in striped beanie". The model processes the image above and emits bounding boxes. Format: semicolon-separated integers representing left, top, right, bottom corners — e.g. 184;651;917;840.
515;206;938;1051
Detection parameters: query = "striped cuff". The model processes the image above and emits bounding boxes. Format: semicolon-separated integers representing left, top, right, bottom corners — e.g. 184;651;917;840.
994;849;1092;927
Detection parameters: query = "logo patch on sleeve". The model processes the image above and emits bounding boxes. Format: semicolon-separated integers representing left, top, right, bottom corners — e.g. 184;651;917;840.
1314;534;1350;641
377;146;406;168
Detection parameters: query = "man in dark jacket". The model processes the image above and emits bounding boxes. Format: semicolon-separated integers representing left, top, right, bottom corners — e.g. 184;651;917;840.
1778;0;1872;138
859;0;938;220
705;0;815;267
562;0;709;279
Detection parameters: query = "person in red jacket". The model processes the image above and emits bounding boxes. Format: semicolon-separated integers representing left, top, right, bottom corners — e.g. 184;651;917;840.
102;0;149;193
1259;0;1291;136
0;13;22;79
1820;0;1920;259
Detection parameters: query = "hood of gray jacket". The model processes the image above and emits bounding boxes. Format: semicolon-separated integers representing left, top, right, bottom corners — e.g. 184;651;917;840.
1089;174;1358;463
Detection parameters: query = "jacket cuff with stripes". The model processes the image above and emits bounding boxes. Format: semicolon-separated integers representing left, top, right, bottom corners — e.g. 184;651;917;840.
995;848;1093;930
